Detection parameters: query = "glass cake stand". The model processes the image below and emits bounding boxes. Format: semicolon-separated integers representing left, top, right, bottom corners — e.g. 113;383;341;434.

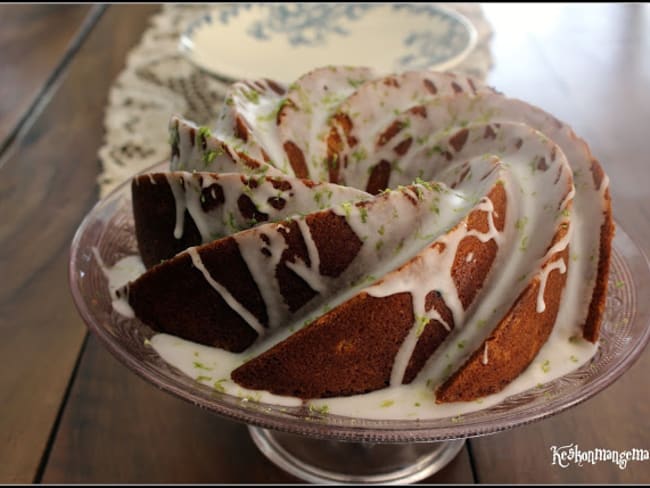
69;166;650;484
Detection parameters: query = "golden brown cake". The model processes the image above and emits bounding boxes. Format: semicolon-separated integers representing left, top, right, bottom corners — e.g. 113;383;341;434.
121;66;613;403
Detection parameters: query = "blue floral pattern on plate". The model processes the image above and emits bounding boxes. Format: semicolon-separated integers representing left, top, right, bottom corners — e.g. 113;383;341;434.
181;3;477;81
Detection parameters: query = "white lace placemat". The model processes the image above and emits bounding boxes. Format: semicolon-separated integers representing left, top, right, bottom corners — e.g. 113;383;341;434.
97;3;493;197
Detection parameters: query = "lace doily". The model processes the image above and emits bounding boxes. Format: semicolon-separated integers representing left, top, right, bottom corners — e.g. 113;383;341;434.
97;3;493;197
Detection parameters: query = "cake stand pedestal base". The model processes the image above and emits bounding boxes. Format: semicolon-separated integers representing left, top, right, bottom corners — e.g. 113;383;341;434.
249;425;465;484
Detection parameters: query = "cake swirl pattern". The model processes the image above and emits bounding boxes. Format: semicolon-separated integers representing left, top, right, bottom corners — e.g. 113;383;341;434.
121;66;613;404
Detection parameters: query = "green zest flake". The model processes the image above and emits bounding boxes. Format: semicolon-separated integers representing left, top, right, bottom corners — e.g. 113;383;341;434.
213;379;227;393
414;402;421;407
515;216;528;231
519;235;529;252
193;361;213;371
414;176;433;191
615;280;625;289
308;404;330;415
457;341;466;350
451;415;463;424
416;134;429;145
351;148;367;163
378;225;385;236
541;359;551;373
341;202;353;219
168;126;180;146
288;82;299;91
496;179;504;186
197;126;211;141
476;319;487;329
375;239;384;252
475;398;484;404
314;191;323;206
359;206;369;223
256;110;276;123
227;212;239;232
570;355;579;363
347;77;364;88
329;153;339;170
200;194;206;204
195;375;212;382
276;97;288;113
243;89;260;104
225;96;234;106
258;98;289;122
301;318;312;329
321;92;343;106
193;351;199;357
415;229;435;241
561;208;570;218
428;144;444;157
380;400;395;408
240;392;262;403
393;239;405;255
426;378;433;388
569;335;581;344
351;274;377;287
415;315;429;337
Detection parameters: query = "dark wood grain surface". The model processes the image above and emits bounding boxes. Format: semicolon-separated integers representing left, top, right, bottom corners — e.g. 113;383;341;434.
0;5;100;157
1;3;649;484
0;4;159;483
41;337;474;484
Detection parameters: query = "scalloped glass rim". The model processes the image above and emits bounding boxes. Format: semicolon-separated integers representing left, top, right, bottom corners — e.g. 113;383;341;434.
69;162;650;443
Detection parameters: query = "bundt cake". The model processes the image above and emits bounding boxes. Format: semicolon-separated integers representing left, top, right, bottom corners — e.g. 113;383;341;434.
114;66;613;409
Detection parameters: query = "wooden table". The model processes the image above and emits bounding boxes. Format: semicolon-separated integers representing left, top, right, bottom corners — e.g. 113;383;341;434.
1;4;648;484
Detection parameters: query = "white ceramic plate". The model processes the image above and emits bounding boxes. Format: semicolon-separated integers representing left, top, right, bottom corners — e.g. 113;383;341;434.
180;3;478;82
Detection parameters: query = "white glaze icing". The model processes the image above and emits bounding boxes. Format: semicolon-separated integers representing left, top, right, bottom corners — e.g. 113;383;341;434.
92;247;144;318
537;258;568;313
186;246;266;335
482;342;489;366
